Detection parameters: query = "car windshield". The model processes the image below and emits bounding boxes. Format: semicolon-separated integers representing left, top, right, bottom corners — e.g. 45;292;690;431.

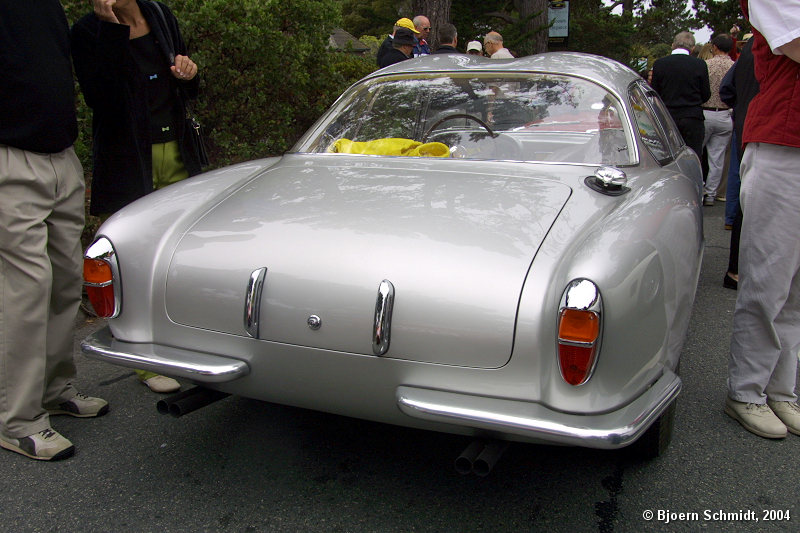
294;72;635;165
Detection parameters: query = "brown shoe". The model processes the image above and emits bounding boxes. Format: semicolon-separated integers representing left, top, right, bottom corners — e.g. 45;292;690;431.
725;397;787;438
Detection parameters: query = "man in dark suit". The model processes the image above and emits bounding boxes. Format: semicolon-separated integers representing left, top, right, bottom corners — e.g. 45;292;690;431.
433;23;459;54
652;31;711;158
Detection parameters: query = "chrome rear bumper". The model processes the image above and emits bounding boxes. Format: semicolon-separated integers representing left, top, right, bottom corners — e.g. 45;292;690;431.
84;325;678;449
396;370;680;449
81;326;249;383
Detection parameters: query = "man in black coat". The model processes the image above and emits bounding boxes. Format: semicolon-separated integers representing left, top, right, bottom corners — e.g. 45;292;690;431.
378;27;416;68
433;23;459;54
377;18;420;67
652;31;711;158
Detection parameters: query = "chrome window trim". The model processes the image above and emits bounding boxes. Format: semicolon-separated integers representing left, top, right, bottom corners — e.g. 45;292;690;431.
629;81;678;166
84;280;113;288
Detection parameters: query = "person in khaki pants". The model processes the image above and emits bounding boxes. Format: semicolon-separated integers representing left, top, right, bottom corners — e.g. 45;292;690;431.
0;0;109;461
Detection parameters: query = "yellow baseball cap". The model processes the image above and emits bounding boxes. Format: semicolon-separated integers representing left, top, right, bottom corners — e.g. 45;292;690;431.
395;18;421;34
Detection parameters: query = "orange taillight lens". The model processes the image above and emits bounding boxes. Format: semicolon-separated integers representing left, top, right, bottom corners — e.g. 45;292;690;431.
558;308;600;386
83;258;115;317
558;309;599;343
84;258;112;285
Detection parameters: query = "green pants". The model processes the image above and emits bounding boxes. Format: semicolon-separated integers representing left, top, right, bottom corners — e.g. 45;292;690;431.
152;141;188;190
135;369;160;381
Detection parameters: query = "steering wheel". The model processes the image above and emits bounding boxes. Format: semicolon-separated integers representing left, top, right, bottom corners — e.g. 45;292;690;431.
422;113;497;142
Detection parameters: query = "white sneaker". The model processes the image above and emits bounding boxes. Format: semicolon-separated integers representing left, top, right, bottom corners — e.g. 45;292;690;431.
47;392;109;418
0;428;74;461
142;375;181;393
767;401;800;435
725;397;787;439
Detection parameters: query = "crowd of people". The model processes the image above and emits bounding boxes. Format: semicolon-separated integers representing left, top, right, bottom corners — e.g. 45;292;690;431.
1;0;798;462
377;16;515;68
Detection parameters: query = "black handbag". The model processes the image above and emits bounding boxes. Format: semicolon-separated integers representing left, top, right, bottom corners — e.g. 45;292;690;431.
185;111;209;167
151;1;209;167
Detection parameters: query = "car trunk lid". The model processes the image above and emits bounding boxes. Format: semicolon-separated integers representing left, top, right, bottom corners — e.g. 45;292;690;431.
165;155;572;368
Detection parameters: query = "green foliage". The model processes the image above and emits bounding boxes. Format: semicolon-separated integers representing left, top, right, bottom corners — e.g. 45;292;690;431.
341;0;412;41
358;34;382;56
694;0;747;36
567;2;636;66
169;0;345;164
633;0;699;51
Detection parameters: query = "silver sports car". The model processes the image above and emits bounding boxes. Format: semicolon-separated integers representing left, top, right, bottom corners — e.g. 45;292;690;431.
82;53;703;465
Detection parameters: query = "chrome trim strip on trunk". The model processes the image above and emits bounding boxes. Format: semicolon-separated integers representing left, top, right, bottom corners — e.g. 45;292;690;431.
81;326;249;383
372;279;395;355
244;267;267;338
396;370;681;448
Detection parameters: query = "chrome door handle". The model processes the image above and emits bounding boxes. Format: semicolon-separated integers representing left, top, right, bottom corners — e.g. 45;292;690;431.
244;267;267;338
373;279;395;355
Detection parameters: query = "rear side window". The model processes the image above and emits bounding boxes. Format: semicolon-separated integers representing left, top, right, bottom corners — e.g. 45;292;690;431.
645;87;684;154
629;84;672;165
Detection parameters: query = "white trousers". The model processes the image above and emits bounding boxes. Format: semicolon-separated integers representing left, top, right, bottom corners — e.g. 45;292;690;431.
702;109;733;198
728;143;800;404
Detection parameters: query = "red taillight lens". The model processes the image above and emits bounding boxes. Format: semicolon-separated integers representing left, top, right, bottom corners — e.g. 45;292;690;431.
558;343;598;386
558;308;600;386
83;258;115;317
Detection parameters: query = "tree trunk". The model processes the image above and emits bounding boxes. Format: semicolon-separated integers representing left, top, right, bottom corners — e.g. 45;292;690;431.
412;0;452;50
515;0;549;55
623;0;635;14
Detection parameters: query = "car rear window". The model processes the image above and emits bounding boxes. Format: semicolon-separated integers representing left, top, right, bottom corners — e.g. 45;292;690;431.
295;73;636;165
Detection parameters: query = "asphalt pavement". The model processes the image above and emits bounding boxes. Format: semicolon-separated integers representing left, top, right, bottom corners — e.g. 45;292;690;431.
1;200;798;533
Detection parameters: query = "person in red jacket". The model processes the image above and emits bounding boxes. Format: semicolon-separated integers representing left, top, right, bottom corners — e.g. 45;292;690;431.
725;0;800;439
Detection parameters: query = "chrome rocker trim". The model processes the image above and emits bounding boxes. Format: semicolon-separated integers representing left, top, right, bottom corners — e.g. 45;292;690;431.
396;369;680;449
81;326;249;383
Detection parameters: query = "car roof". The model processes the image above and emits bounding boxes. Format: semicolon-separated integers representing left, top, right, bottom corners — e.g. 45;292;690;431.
369;52;641;89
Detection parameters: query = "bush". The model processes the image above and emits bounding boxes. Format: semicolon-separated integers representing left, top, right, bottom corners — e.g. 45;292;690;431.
171;0;356;165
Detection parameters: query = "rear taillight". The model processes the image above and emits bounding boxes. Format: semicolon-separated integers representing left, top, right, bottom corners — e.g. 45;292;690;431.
558;279;602;386
83;237;120;318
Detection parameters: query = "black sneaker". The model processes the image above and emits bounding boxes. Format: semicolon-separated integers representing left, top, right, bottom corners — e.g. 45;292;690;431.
46;393;109;418
0;428;75;461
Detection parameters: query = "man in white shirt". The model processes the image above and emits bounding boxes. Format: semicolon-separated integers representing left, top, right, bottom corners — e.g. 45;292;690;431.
484;31;514;59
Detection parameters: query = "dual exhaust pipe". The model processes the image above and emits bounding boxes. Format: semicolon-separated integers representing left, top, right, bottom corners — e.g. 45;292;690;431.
455;439;509;476
156;386;229;417
158;388;508;476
